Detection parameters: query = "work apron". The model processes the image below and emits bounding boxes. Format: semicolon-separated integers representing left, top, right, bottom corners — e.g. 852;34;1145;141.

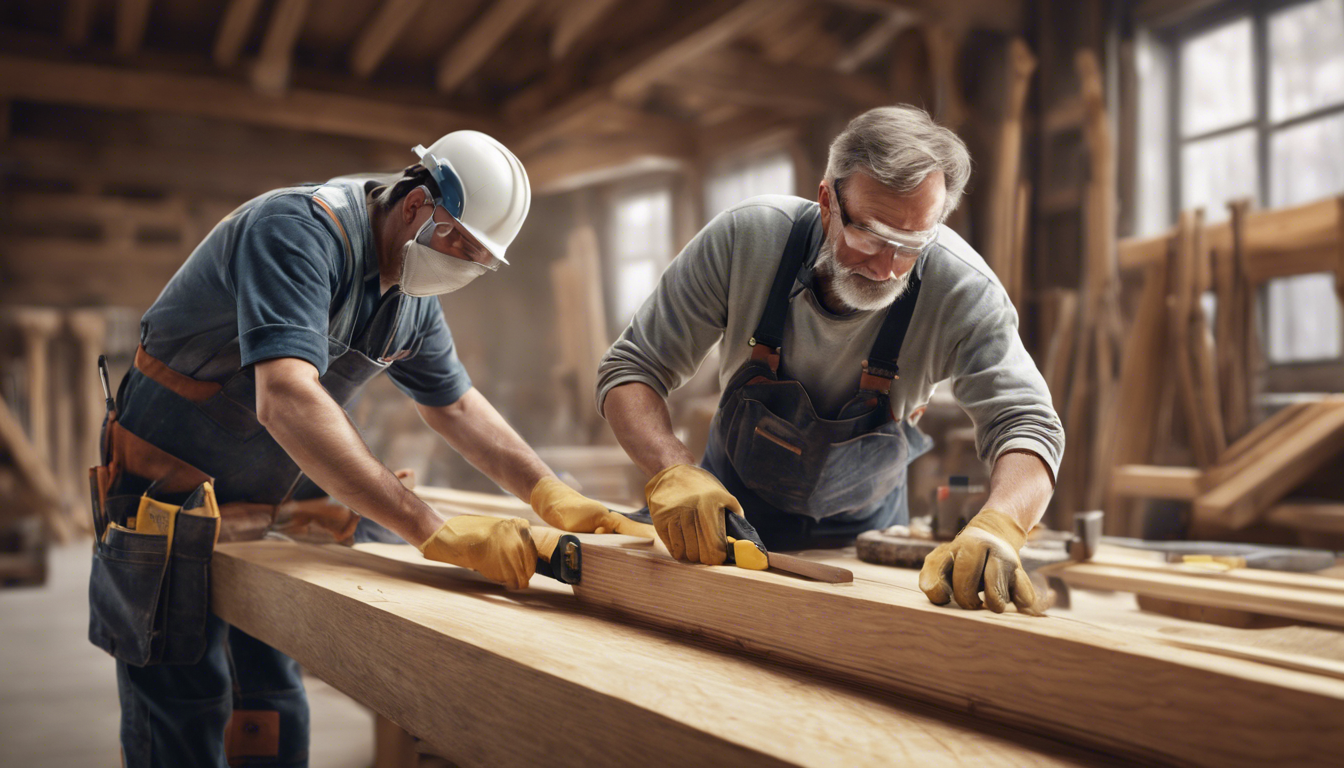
90;181;421;667
700;207;931;550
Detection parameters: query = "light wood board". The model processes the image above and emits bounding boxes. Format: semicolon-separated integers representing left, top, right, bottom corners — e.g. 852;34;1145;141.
211;540;1103;768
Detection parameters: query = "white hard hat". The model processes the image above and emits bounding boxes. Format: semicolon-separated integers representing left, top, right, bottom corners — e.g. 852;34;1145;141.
413;130;531;265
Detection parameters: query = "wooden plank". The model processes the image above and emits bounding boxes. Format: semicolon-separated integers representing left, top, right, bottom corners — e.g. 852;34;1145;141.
570;540;1344;767
0;55;493;145
435;0;539;94
1118;196;1343;283
1171;209;1216;466
1194;401;1344;530
350;0;426;79
62;0;98;46
1217;199;1255;440
1111;465;1204;500
668;49;888;112
114;0;154;57
212;540;1103;768
1266;503;1344;535
983;38;1035;307
1045;561;1344;628
1217;400;1317;467
251;0;311;95
609;0;789;102
550;0;622;60
834;9;919;73
213;0;266;67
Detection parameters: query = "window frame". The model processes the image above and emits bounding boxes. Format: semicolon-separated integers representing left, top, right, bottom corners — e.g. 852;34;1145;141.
1152;0;1344;379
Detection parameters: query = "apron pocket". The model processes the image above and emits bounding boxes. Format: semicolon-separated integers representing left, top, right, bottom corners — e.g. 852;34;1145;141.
88;526;169;667
728;401;816;513
808;429;909;518
159;511;218;665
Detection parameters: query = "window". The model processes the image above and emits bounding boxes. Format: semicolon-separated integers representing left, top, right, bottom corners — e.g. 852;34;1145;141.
608;186;673;327
1155;0;1344;366
704;148;796;221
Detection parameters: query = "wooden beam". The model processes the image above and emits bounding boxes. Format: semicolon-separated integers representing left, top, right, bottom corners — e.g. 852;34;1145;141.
213;0;265;68
1194;400;1344;531
569;539;1344;767
349;0;425;79
522;133;692;195
1265;503;1344;535
251;0;311;95
834;9;920;73
62;0;98;47
1111;466;1205;500
1044;557;1344;628
436;0;539;94
609;0;789;102
669;49;888;112
0;55;493;145
983;38;1036;306
1118;196;1343;282
114;0;154;57
550;0;622;60
212;540;1103;767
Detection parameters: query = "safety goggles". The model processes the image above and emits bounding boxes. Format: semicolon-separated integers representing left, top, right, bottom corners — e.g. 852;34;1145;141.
832;184;938;258
415;188;501;270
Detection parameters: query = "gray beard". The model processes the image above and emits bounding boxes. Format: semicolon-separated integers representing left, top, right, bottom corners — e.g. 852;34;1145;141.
813;235;910;313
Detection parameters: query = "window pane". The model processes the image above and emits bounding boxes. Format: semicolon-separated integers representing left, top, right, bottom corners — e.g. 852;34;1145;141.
1181;128;1258;222
1266;274;1342;363
1136;29;1172;234
1269;0;1344;122
616;261;658;325
1181;18;1255;136
1270;112;1344;207
705;149;795;221
609;187;672;325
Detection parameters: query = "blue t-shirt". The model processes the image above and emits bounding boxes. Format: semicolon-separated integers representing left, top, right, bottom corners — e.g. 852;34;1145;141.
140;182;472;407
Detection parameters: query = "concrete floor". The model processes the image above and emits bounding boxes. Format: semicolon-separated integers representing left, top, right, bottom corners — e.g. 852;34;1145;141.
0;542;373;767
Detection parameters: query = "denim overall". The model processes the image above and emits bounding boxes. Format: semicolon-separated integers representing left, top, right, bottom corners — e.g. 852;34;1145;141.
700;207;931;550
102;180;421;767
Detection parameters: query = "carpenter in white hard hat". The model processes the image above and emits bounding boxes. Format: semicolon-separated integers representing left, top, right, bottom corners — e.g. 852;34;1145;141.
96;127;648;767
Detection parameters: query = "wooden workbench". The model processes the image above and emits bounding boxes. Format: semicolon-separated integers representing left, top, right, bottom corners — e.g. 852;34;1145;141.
212;539;1344;767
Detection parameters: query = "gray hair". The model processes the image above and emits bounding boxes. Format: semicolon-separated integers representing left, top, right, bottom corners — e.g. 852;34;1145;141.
825;106;971;222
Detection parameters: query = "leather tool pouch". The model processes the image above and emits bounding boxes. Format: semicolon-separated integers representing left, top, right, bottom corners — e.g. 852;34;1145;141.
88;417;220;667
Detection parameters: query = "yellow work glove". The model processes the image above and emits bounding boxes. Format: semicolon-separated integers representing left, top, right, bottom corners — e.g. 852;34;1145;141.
529;476;656;538
645;464;744;565
418;515;537;591
918;509;1043;615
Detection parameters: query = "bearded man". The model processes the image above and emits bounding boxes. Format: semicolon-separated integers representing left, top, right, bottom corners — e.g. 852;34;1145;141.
598;106;1065;614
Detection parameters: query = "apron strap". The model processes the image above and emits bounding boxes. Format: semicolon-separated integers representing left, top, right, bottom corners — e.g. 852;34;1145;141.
859;273;924;395
750;206;823;363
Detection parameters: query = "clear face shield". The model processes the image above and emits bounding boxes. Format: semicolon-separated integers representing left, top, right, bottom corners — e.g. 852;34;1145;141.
412;189;502;271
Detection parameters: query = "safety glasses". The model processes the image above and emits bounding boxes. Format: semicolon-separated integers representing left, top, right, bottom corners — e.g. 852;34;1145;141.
832;184;938;258
415;189;501;270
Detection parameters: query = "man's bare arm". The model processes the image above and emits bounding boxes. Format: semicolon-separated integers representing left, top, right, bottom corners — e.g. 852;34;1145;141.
602;382;697;477
983;449;1055;532
254;357;441;544
414;388;555;501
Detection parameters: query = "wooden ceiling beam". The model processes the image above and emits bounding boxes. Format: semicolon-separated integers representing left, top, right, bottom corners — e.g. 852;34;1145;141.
819;0;1020;32
669;49;888;113
834;8;920;73
0;55;494;146
507;0;793;148
550;0;622;60
62;0;98;47
213;0;265;67
114;0;154;57
435;0;539;94
251;0;311;95
349;0;425;79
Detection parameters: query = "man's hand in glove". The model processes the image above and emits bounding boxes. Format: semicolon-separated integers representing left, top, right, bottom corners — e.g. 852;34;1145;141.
645;464;744;565
529;476;655;538
918;509;1043;615
418;515;537;590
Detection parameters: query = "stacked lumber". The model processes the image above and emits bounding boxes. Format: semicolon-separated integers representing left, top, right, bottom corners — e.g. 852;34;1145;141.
1102;195;1344;537
1111;396;1344;535
214;536;1344;767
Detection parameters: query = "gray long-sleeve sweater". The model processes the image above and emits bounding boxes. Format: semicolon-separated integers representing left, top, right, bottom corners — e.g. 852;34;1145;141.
596;195;1065;479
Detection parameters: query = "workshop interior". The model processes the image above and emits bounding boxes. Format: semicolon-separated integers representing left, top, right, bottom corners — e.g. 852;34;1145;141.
2;0;1344;766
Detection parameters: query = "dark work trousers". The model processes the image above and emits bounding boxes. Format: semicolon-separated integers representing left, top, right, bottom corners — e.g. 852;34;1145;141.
116;614;309;767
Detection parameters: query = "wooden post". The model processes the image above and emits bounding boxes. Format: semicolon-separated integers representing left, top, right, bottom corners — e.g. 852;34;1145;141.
12;309;62;475
984;38;1036;308
373;715;418;768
